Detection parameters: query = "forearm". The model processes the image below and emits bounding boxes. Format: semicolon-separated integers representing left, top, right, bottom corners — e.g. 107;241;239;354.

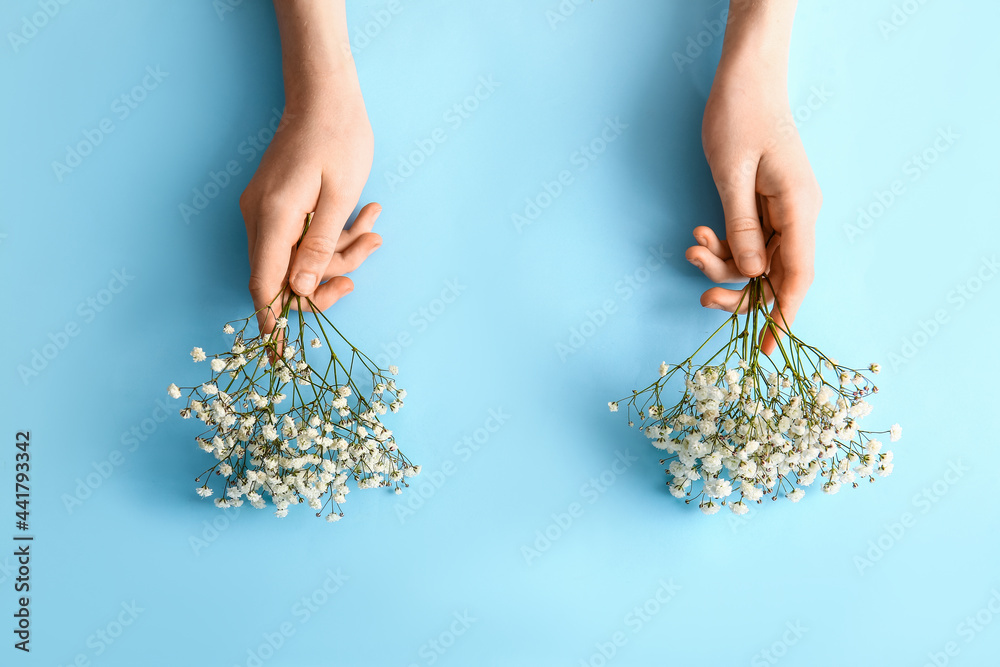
719;0;798;79
272;0;359;112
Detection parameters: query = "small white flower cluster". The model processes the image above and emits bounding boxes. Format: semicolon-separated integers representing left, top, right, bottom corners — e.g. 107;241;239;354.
170;307;419;522
613;278;901;515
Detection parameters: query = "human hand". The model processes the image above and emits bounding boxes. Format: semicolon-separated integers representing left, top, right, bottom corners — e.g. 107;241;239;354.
685;1;821;355
240;0;379;339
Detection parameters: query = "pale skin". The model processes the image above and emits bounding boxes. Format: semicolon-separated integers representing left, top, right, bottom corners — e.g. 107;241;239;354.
686;0;822;355
241;0;380;339
245;0;820;354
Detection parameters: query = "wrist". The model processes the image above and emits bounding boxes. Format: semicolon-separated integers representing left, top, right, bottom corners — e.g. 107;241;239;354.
283;57;362;114
717;0;797;82
273;0;360;113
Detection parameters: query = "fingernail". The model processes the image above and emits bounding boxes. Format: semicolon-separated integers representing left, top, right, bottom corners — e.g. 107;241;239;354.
688;258;704;271
292;272;317;294
739;252;764;274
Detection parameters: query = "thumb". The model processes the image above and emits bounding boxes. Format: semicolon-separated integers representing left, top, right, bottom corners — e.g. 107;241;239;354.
289;188;353;296
717;167;766;277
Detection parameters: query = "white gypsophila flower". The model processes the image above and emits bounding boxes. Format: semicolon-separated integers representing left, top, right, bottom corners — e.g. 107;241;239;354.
223;324;235;334
890;424;903;442
172;264;419;524
389;365;399;375
869;363;881;374
699;501;720;515
275;317;288;329
611;274;900;516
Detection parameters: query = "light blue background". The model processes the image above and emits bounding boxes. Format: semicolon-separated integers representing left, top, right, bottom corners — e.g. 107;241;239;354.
2;1;999;665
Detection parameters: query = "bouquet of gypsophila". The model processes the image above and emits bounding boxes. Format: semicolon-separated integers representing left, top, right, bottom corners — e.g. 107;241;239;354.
168;221;419;522
610;275;900;515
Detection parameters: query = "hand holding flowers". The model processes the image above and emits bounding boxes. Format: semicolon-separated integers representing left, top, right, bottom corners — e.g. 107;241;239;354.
612;276;900;515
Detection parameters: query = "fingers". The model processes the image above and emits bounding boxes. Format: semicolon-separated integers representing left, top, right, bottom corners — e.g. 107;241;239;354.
700;281;775;315
758;193;773;239
716;168;767;277
685;244;743;283
692;226;731;259
289;185;356;296
248;209;299;337
286;232;380;312
285;216;382;312
287;276;355;312
336;202;382;251
326;232;382;278
760;203;815;355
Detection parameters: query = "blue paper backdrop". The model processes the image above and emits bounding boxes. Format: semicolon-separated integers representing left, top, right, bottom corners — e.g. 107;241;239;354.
2;1;998;665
